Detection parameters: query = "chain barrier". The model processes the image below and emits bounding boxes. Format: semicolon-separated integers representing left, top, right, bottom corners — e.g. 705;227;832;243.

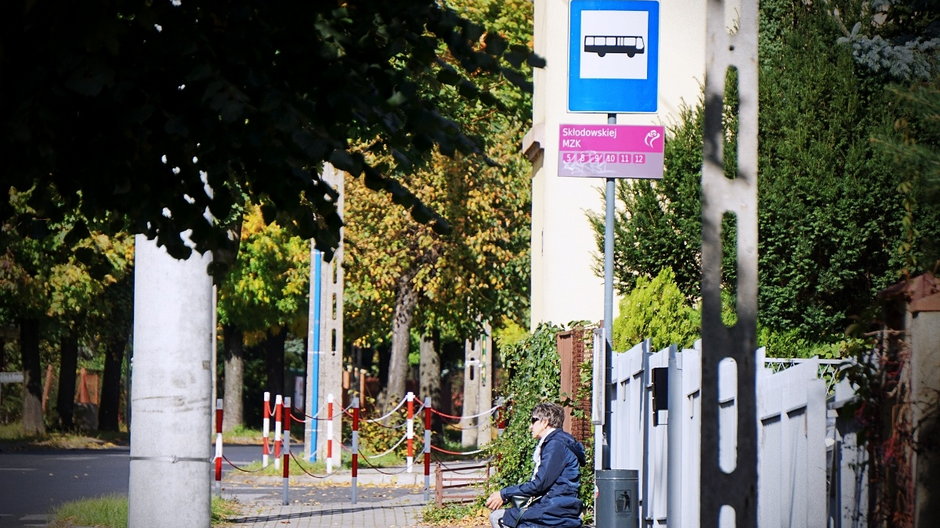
222;454;267;473
235;391;502;504
360;430;409;458
363;395;408;423
288;449;330;479
430;403;502;421
358;451;412;475
430;444;490;456
364;418;409;430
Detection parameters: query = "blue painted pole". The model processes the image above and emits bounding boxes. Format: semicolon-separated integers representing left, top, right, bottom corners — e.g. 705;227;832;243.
306;247;322;461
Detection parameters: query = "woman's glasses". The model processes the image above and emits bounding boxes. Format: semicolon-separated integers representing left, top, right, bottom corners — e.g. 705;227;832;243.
530;417;540;424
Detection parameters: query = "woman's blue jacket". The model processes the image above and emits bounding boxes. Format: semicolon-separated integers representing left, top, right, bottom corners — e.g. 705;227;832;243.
499;429;586;527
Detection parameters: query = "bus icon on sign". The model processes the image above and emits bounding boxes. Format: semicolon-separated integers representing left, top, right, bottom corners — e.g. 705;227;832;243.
584;35;645;58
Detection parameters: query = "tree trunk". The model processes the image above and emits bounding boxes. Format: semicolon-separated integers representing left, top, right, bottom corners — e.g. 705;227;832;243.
99;332;128;431
222;324;244;431
56;331;78;430
264;327;287;397
382;272;419;411
20;318;45;435
419;331;443;435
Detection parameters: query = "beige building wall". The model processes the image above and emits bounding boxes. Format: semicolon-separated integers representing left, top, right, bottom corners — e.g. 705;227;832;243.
527;0;707;328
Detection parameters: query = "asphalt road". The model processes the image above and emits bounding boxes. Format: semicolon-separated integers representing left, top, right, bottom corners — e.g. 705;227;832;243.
0;445;261;528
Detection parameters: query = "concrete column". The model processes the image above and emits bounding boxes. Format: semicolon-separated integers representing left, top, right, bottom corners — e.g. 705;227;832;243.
128;235;213;528
318;164;345;468
461;338;481;447
478;324;493;446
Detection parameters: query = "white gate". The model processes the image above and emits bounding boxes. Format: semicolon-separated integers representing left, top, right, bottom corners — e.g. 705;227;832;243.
605;341;865;527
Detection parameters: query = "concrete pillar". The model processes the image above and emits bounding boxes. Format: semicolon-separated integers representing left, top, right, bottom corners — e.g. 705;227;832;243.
478;324;493;446
461;338;481;447
318;164;345;468
128;235;213;527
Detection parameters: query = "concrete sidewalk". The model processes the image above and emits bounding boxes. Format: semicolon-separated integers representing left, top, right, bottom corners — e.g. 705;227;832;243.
220;463;487;528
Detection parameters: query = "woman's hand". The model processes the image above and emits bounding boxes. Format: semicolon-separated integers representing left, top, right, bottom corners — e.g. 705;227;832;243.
485;491;504;510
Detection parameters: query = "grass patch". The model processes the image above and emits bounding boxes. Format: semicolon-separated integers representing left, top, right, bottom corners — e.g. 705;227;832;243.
421;501;490;526
49;494;127;528
49;495;240;527
0;422;128;450
222;425;262;445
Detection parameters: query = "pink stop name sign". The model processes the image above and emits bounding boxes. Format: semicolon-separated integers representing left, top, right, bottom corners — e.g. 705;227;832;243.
558;124;665;179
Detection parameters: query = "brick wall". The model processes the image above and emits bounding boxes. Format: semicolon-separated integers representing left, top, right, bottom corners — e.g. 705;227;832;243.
557;327;593;444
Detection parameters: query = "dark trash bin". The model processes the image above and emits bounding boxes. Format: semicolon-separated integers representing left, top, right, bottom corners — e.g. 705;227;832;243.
595;469;639;528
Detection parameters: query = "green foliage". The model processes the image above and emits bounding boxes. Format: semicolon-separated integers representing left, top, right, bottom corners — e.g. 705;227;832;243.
217;205;310;342
612;268;700;351
494;317;529;349
597;0;930;344
872;82;940;274
757;0;908;338
2;0;540;268
489;324;596;519
343;0;535;403
832;0;939;83
758;327;847;359
590;104;705;299
356;395;424;460
489;324;562;490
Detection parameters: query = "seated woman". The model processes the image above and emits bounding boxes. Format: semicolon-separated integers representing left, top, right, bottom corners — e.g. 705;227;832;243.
486;402;586;528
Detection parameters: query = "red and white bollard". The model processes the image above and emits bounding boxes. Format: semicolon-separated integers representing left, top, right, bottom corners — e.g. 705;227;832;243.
326;394;334;474
423;396;431;501
214;398;223;496
282;397;291;505
262;392;271;468
351;397;360;504
274;394;283;469
406;392;415;473
496;399;507;437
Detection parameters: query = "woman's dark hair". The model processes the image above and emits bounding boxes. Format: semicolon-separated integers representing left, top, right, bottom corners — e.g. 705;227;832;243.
531;402;564;428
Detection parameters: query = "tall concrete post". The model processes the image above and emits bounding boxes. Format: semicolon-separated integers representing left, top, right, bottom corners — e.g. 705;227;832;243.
700;0;759;526
478;324;493;446
317;164;345;468
461;337;481;447
129;235;213;527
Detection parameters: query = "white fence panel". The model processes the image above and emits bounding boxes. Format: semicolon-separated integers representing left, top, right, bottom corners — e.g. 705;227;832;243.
611;340;648;472
605;340;852;528
757;359;827;528
645;347;670;527
677;346;702;528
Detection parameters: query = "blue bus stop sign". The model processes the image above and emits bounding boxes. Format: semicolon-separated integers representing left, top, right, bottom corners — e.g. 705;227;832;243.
568;0;660;113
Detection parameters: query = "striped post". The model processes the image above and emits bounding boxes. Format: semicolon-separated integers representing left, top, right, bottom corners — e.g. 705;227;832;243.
282;397;291;506
274;394;283;469
214;398;223;497
262;392;271;468
496;398;507;437
326;394;334;474
351;397;360;504
406;392;415;473
423;396;431;501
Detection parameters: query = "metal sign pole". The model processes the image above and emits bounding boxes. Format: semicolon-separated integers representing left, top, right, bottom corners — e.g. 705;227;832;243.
602;112;617;471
